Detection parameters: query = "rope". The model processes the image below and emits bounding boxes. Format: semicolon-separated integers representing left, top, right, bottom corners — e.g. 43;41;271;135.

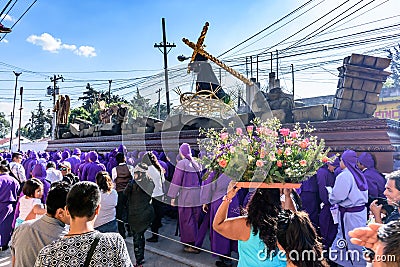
115;218;238;262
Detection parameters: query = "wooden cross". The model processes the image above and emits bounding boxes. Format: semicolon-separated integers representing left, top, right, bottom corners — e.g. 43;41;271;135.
183;22;253;86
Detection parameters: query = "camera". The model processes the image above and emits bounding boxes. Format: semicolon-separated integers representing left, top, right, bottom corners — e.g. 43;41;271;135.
375;197;388;206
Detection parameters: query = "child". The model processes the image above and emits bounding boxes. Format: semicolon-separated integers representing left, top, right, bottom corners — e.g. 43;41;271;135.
15;178;46;227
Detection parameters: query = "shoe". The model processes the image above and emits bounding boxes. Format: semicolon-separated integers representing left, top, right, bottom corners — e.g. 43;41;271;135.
183;246;200;254
0;23;11;33
0;245;9;251
146;236;158;243
215;260;232;267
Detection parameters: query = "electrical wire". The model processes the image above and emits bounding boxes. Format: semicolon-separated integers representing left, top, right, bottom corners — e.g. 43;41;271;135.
0;0;37;41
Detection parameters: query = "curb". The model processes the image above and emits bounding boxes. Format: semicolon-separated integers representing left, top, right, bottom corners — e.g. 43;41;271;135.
125;238;210;267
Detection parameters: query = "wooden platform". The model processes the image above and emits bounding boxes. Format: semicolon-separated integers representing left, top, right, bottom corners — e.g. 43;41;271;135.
47;118;400;173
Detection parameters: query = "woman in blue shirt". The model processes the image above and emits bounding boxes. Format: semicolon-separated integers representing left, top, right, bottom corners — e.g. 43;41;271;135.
213;183;290;266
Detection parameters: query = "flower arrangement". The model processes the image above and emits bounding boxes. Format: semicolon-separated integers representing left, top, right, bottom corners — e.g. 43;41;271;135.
198;117;330;184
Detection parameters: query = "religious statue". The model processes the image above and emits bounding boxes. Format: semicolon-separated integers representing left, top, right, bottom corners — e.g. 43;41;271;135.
54;95;70;125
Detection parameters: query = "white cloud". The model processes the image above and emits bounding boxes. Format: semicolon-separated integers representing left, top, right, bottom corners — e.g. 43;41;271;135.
27;33;62;53
74;46;97;57
26;32;96;57
1;14;13;22
61;44;77;51
1;39;8;43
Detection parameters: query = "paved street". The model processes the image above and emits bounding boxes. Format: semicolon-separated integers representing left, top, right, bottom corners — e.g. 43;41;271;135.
0;215;239;267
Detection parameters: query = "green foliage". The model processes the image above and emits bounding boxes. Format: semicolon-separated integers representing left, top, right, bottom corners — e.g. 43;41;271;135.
149;102;169;120
130;88;151;118
69;107;91;123
21;102;52;140
0;112;10;138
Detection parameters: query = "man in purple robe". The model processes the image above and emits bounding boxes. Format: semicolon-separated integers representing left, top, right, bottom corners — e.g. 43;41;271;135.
77;152;88;180
81;151;106;183
60;151;70;163
107;149;118;174
167;143;202;254
316;163;337;250
0;163;20;251
299;174;319;227
25;151;39;179
65;148;81;175
357;152;386;198
31;164;51;204
328;150;368;267
201;172;238;267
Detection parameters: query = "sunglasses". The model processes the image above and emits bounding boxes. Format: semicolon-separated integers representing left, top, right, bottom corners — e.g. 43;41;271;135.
59;167;68;171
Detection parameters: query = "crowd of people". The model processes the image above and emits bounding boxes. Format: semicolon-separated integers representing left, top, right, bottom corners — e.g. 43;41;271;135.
0;143;400;266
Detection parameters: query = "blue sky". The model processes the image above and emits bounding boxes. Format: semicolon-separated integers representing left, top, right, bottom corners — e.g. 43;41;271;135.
0;0;399;127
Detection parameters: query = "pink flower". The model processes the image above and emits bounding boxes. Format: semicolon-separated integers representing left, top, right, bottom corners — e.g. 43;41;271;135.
256;160;264;167
286;139;293;145
269;154;276;161
246;125;254;134
277;149;283;155
300;160;307;166
236;128;243;135
300;139;309;149
279;128;290;136
220;132;229;141
260;149;266;159
284;147;292;156
277;160;283;167
218;159;227;168
290;131;298;138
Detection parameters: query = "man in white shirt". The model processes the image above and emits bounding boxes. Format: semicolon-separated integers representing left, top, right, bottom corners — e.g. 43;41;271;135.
9;152;26;184
45;162;63;184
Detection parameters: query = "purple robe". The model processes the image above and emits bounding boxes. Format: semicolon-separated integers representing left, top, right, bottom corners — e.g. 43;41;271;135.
329;168;368;267
363;168;386;198
25;152;39;179
316;165;337;249
167;158;202;243
0;173;20;246
299;175;319;227
200;173;238;255
32;164;50;203
81;162;106;183
65;155;81;175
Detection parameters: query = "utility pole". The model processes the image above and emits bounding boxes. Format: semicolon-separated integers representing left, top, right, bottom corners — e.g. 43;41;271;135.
256;55;259;82
154;18;175;115
156;88;162;119
18;87;23;151
291;64;295;99
50;75;64;140
276;50;279;79
250;56;253;78
108;80;112;104
9;71;21;151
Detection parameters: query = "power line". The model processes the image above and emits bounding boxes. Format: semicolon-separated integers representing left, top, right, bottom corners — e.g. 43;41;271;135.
217;0;318;58
0;0;37;41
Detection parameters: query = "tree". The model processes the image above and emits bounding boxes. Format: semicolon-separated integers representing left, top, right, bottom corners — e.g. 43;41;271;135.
21;102;52;140
79;83;103;111
149;103;170;120
130;88;151;118
0;112;10;138
387;44;400;88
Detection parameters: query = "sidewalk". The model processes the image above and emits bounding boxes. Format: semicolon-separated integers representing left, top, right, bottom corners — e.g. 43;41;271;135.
136;215;239;267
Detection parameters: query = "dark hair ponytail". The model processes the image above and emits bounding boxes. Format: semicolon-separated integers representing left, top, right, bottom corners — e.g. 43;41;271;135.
246;188;281;253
